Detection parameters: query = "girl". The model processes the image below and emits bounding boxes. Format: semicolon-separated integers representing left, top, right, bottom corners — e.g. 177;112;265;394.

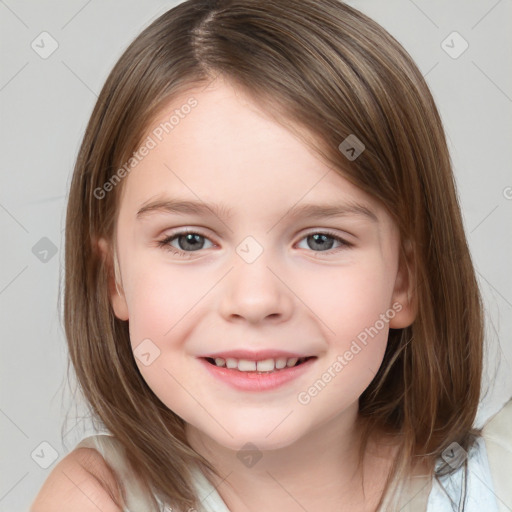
31;0;512;511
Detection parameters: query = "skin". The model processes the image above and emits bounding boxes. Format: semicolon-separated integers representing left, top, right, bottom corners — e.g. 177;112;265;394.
99;76;418;512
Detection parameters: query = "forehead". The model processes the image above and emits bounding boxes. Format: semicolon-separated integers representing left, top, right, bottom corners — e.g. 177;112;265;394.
117;78;386;224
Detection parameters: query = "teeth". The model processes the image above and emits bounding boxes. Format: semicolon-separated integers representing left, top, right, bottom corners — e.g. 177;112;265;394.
226;358;238;369
256;359;275;372
238;360;257;371
210;356;309;372
275;357;287;369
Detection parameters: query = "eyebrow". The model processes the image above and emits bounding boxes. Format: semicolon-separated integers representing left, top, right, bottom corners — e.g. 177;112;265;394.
136;197;378;223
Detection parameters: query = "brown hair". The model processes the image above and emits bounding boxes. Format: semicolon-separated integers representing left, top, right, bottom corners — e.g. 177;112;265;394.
63;0;484;509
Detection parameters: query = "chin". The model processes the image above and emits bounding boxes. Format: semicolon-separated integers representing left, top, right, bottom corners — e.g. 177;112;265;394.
208;421;305;452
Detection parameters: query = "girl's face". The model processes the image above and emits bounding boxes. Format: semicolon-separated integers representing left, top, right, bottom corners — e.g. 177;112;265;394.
100;77;415;452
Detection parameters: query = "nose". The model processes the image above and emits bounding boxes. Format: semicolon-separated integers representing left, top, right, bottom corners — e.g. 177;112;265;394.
218;254;294;325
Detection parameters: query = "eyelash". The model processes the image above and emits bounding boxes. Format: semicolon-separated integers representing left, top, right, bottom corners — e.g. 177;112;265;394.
156;228;353;258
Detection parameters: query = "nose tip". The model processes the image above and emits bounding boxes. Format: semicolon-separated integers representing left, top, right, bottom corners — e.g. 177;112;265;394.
218;259;293;325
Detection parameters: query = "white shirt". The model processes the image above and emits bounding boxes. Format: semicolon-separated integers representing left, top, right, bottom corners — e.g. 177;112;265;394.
426;436;499;511
182;436;501;512
75;399;512;512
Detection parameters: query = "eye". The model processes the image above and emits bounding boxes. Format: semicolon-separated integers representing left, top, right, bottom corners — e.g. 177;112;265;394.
157;229;214;257
157;228;353;258
296;231;353;254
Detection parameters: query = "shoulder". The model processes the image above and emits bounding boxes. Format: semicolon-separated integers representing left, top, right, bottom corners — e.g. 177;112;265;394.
30;445;123;512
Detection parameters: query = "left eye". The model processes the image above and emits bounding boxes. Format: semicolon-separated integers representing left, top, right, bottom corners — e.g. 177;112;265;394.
157;229;352;257
296;232;351;252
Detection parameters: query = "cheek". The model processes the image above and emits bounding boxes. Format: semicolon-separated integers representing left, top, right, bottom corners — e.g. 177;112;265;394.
124;263;198;343
305;258;394;343
296;265;392;411
122;264;205;401
302;260;392;391
123;267;194;415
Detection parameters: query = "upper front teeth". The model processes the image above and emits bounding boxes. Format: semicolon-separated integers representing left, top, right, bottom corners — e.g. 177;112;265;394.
213;357;303;372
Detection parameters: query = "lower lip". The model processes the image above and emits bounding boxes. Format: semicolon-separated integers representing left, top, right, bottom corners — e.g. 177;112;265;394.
198;357;317;392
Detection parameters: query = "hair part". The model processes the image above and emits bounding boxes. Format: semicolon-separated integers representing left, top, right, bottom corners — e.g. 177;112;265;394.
63;0;484;509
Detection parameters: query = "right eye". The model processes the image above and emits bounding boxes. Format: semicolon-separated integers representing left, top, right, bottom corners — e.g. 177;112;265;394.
157;229;215;257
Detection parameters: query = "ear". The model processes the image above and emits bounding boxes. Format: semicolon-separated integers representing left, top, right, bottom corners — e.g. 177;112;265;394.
389;239;417;329
97;237;129;321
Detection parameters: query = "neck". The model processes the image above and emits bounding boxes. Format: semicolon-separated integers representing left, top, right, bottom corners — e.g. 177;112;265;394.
185;406;395;512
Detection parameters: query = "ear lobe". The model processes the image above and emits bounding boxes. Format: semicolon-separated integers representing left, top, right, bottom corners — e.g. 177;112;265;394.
97;237;129;321
389;239;417;329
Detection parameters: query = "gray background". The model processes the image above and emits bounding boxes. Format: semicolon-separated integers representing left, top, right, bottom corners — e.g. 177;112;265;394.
1;0;511;510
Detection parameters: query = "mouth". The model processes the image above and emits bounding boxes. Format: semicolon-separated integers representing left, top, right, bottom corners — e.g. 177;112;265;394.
202;356;317;374
199;354;318;392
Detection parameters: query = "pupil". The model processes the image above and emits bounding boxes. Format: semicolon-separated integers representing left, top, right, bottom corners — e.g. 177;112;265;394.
180;233;203;251
309;234;334;251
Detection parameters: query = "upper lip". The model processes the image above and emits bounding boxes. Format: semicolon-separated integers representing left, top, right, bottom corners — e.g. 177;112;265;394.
200;350;316;361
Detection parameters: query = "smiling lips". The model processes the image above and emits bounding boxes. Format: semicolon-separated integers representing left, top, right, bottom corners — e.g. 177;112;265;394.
199;354;317;391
